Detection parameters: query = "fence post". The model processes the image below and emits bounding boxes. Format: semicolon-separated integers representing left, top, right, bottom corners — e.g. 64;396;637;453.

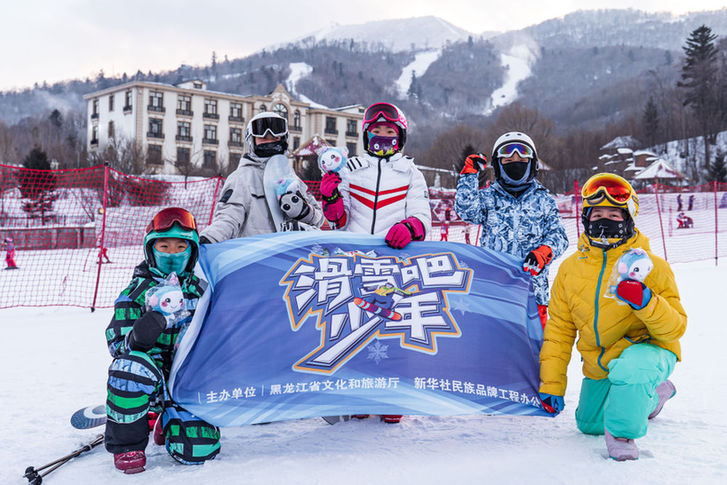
715;180;719;266
91;164;109;312
207;175;224;225
574;179;580;240
653;182;668;262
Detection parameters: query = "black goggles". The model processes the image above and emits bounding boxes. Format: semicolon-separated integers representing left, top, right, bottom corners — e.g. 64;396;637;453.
250;117;288;138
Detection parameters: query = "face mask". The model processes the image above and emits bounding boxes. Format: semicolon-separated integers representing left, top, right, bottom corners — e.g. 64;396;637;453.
153;245;191;275
500;161;531;185
584;217;634;248
254;139;286;158
367;132;399;157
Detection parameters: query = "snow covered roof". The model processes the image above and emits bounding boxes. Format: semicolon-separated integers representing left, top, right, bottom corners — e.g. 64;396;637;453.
598;154;613;160
633;150;656;157
616;147;633;155
624;163;643;172
600;135;641;150
292;135;328;157
633;158;687;180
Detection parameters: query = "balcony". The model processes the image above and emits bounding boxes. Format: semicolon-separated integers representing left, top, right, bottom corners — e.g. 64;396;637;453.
148;105;166;113
123;105;132;114
290;125;302;133
345;131;358;138
202;138;219;146
90;138;99;146
228;140;243;148
147;131;164;139
90;113;99;120
229;115;244;123
325;128;338;135
176;135;193;142
203;112;219;120
176;109;193;117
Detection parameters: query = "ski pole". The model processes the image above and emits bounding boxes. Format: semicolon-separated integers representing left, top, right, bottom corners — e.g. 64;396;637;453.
24;434;104;484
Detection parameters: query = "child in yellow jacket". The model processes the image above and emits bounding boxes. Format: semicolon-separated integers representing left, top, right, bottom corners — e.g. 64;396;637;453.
538;173;687;461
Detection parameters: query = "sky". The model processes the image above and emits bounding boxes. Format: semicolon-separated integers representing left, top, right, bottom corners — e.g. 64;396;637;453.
0;0;726;92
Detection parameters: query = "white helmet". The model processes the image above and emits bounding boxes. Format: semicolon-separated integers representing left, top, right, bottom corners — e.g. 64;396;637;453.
491;131;539;183
244;112;288;160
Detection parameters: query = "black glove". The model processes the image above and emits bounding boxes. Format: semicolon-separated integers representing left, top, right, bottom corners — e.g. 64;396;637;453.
127;311;166;351
199;235;211;244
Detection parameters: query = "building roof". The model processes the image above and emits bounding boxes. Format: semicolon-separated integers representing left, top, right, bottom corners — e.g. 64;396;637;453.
633;158;687;180
616;147;633;155
292;135;329;157
600;135;641;151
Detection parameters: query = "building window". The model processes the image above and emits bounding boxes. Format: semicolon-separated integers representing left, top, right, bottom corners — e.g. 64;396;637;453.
203;150;216;168
176;121;191;142
273;103;288;121
346;142;357;157
108;94;114;111
91;125;99;145
346;119;358;137
124;90;132;112
293;136;300;150
148;118;163;138
229;152;242;166
108;121;115;139
326;139;336;146
258;104;267;114
204;98;218;119
203;124;218;144
148;91;164;112
230;102;243;121
229;127;242;147
176;147;190;167
91;99;99;119
193;81;203;89
148;145;163;165
177;95;192;115
293;110;301;130
325;117;338;135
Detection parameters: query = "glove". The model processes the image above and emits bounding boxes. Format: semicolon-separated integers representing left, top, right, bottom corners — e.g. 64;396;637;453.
320;172;342;201
199;235;211;244
616;279;652;310
323;198;346;227
539;393;564;415
385;217;426;249
279;191;312;221
127;311;166;351
460;153;487;175
522;245;554;276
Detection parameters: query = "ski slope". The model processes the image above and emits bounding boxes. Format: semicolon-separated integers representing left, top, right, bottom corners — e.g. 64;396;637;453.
1;260;726;484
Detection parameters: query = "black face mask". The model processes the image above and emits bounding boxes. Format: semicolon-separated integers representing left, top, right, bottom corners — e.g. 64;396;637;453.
502;161;530;182
583;216;635;249
254;139;287;158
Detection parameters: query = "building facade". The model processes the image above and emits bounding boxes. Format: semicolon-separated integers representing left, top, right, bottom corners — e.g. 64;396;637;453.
84;81;364;174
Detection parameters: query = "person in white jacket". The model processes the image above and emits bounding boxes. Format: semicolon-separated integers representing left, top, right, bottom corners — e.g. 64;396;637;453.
319;102;431;425
319;102;431;249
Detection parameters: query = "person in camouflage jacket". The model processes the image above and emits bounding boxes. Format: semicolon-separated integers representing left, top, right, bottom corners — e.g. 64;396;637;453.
455;132;568;328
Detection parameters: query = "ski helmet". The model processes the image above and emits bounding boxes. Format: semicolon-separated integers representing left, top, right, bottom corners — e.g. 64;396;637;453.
362;102;408;156
580;173;639;249
143;207;200;274
491;132;539;184
245;112;289;160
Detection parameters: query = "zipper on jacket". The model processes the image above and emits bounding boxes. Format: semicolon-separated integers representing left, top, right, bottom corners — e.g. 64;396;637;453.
594;248;609;372
370;158;383;234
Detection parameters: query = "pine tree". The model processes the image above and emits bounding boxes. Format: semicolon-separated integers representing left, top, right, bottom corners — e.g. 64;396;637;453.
19;147;57;223
642;96;659;146
708;149;727;182
677;25;720;173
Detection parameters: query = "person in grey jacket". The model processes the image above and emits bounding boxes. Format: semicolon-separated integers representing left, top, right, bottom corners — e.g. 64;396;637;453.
200;112;323;243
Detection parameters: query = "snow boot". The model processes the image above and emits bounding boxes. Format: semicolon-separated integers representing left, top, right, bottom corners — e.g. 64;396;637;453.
113;450;146;474
604;429;638;461
649;379;676;419
381;415;402;424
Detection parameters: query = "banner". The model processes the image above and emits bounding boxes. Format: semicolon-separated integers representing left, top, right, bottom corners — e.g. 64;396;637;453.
169;232;551;426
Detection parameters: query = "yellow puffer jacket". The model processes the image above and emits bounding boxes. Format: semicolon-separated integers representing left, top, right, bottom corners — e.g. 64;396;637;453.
539;230;687;396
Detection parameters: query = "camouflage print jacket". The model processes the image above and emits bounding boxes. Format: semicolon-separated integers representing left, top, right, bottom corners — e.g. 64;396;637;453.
455;175;568;305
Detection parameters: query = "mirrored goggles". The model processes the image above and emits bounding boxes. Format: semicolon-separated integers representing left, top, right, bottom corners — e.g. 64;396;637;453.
496;142;534;159
250;117;288;138
146;207;197;233
581;173;634;205
363;102;402;125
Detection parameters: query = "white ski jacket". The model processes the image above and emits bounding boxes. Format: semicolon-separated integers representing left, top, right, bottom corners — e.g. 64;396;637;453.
337;153;431;237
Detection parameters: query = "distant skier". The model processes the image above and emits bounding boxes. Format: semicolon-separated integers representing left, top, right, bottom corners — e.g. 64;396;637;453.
2;236;17;269
539;173;686;461
676;194;683;212
464;228;471;245
104;208;219;473
440;221;449;241
688;194;695;211
676;211;693;229
455;133;568;329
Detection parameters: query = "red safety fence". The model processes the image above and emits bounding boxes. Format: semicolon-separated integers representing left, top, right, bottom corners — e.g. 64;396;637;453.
0;163;724;309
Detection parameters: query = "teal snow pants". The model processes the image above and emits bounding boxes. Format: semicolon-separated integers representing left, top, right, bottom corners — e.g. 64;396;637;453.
575;343;677;439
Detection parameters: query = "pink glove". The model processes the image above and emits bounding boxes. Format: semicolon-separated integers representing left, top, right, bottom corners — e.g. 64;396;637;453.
385;217;425;249
320;172;342;200
323;198;346;227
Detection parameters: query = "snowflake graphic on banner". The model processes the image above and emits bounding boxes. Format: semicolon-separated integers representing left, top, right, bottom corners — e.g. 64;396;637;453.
367;341;389;364
281;252;473;374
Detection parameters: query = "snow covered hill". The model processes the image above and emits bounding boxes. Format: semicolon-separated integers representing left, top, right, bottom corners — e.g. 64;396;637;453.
2;260;726;484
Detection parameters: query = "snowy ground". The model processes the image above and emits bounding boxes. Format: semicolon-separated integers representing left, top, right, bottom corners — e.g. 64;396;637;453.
2;260;726;484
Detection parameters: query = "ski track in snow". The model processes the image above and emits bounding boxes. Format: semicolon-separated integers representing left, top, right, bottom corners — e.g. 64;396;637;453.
486;45;537;115
396;50;441;98
2;262;727;484
285;62;328;109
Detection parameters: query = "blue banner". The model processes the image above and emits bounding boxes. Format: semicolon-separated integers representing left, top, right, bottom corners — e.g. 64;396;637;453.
168;232;551;426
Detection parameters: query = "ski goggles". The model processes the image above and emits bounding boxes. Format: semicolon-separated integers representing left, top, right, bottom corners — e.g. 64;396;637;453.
146;207;197;233
250;116;288;138
581;173;634;206
363;102;404;125
496;142;534;159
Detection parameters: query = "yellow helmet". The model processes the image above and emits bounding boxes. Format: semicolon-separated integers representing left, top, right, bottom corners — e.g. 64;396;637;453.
581;173;638;218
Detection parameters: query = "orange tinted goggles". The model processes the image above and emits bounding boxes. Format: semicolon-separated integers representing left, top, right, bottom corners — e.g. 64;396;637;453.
146;207;196;233
581;174;633;205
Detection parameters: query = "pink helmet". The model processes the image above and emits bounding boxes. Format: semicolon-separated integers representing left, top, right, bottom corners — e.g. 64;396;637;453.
362;102;408;154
